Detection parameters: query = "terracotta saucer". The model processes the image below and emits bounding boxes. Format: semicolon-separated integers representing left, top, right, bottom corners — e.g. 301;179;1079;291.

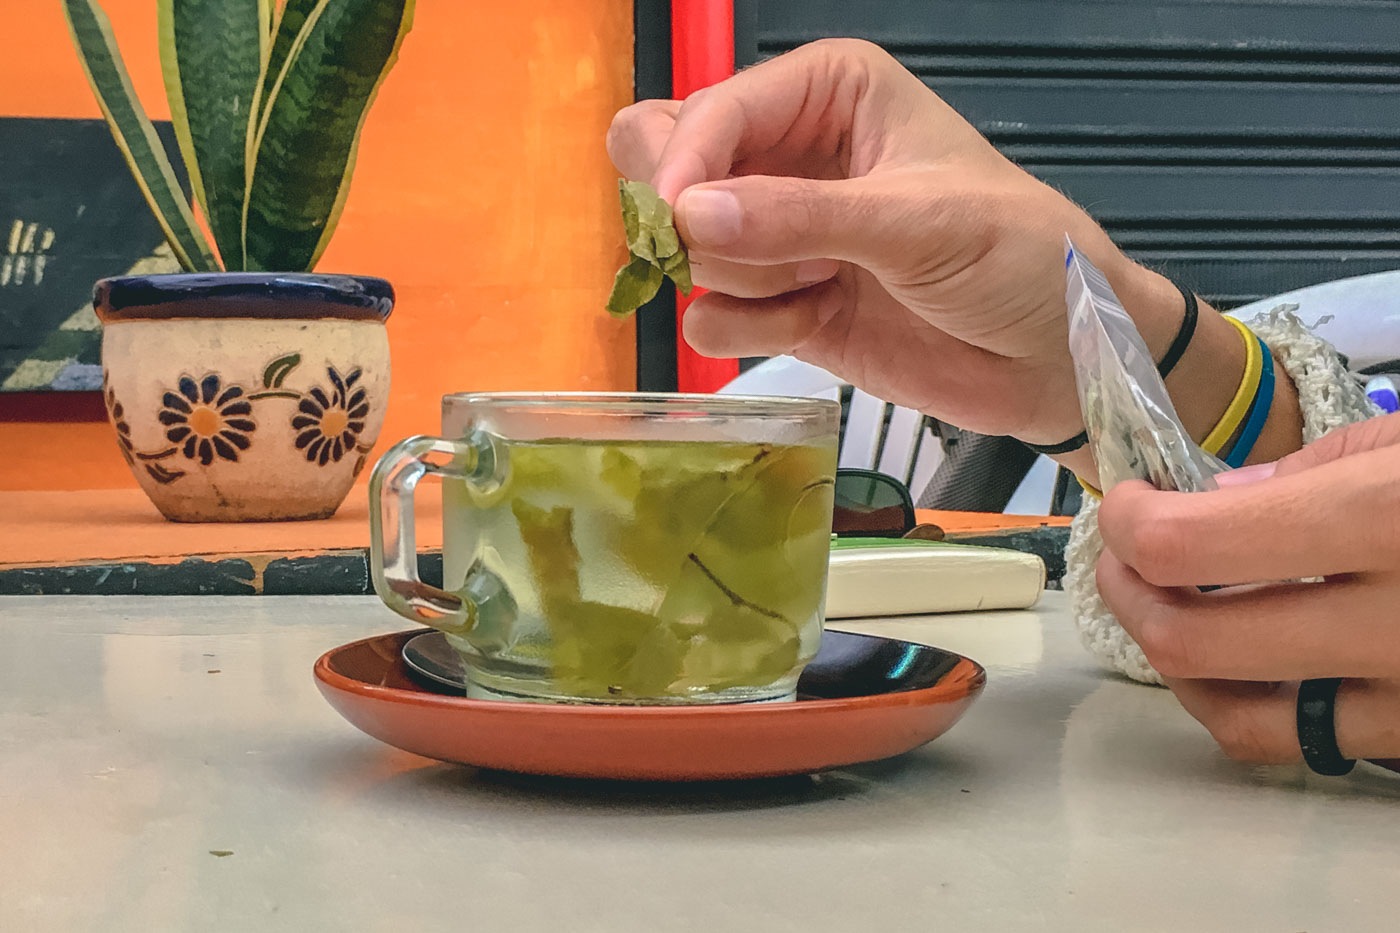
314;629;985;781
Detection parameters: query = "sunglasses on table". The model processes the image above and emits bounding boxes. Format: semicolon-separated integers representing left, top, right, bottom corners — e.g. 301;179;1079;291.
831;468;941;540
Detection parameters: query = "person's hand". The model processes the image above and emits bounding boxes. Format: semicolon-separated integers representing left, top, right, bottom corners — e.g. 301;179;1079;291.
1096;414;1400;766
606;39;1183;445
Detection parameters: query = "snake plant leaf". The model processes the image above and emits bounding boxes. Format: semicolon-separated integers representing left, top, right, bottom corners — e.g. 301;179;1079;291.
158;0;265;270
243;0;415;271
257;1;272;82
62;0;218;272
244;0;319;209
258;0;321;118
246;0;319;170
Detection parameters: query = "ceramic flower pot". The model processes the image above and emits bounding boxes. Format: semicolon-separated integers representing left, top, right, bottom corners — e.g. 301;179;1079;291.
96;273;393;522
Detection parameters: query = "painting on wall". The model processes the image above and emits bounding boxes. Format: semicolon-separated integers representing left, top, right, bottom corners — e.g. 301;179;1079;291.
0;116;184;392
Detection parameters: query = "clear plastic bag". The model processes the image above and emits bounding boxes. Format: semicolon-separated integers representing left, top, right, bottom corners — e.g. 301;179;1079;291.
1065;236;1226;494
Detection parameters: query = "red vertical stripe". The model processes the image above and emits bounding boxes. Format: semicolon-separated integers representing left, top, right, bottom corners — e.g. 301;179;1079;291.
670;0;740;392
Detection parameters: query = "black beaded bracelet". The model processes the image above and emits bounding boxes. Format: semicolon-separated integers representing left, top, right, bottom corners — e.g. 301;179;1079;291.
1024;279;1200;456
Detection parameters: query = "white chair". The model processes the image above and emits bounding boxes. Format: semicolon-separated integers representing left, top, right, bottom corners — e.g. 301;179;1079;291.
718;356;947;495
1226;269;1400;371
719;271;1400;514
720;356;1060;512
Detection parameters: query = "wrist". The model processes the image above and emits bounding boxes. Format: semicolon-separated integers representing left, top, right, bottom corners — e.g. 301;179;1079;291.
1102;262;1274;449
1124;264;1304;466
1161;296;1304;464
1101;260;1185;362
1240;341;1304;465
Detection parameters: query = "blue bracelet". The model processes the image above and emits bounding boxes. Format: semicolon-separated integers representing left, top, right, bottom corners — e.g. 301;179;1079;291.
1223;333;1275;468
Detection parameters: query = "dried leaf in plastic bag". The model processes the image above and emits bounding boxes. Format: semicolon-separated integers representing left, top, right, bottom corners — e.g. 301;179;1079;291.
1065;236;1226;494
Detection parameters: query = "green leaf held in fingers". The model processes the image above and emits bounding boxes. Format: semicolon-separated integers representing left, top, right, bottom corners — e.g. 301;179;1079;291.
660;247;692;294
607;179;692;318
606;257;664;318
243;0;416;271
61;0;218;272
158;0;266;269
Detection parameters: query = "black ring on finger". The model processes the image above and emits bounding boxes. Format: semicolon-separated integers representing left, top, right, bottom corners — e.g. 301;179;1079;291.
1297;678;1356;776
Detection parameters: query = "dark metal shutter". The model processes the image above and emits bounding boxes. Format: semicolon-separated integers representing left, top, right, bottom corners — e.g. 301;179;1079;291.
734;0;1400;306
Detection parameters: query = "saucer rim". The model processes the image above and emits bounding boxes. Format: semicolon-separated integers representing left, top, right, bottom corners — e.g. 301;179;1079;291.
314;629;986;719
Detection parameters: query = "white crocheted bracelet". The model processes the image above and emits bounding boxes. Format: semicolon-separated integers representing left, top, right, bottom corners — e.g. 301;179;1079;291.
1064;304;1380;685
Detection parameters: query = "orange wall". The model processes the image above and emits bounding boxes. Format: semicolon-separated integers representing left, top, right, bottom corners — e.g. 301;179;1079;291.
1;0;636;491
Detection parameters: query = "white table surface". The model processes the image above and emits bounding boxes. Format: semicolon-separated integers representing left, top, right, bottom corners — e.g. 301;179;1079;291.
2;592;1397;932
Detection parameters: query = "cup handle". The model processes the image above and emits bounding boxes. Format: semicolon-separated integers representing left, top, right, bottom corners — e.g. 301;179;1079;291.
369;434;490;635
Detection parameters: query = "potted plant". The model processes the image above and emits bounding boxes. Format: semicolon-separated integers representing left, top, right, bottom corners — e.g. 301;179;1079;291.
63;0;414;521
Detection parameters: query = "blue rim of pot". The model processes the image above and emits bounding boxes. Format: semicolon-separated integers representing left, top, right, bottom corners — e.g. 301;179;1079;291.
93;273;394;323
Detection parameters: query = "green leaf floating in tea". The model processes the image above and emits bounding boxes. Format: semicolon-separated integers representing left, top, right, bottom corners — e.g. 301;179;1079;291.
488;439;836;701
606;179;693;318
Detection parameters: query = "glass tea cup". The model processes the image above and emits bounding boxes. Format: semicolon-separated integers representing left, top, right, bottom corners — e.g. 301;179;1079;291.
369;393;839;705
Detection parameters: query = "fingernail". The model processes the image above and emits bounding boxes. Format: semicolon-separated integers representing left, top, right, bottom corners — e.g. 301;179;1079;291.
1216;462;1277;487
679;188;742;247
795;259;840;285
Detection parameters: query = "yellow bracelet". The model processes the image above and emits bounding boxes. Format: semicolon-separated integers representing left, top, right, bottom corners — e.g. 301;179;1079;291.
1076;316;1261;501
1201;317;1262;456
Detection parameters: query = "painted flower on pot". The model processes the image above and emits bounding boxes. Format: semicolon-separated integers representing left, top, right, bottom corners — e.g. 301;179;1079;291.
103;376;135;466
292;366;369;466
159;375;256;466
104;353;376;495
